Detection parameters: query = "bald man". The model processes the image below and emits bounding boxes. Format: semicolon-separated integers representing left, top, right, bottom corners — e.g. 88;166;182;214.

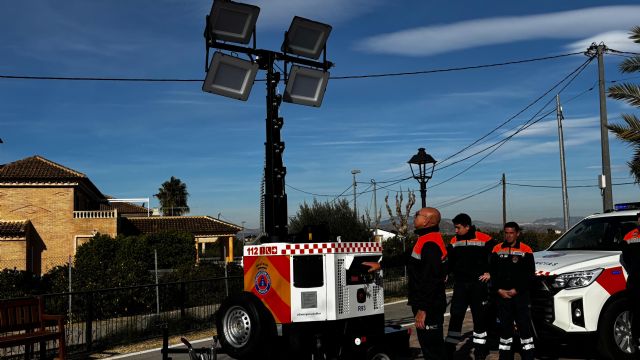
408;207;448;360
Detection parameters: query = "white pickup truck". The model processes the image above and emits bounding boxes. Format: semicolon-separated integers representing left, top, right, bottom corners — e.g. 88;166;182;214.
532;206;637;359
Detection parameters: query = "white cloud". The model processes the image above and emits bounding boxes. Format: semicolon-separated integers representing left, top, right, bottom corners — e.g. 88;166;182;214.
357;6;640;56
505;117;599;138
242;0;380;28
567;31;638;53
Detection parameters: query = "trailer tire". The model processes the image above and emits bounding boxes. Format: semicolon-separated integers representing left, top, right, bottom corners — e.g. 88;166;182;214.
597;297;635;360
216;292;276;359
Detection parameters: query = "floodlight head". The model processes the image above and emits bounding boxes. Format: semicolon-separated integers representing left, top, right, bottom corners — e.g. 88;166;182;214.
284;65;330;107
207;0;260;44
202;52;258;101
282;16;332;60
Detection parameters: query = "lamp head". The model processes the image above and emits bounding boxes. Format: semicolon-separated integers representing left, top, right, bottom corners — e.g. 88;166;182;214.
282;16;332;60
207;0;260;44
408;148;437;179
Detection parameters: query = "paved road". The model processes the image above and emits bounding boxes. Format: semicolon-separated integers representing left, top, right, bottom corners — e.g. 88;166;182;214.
108;297;599;360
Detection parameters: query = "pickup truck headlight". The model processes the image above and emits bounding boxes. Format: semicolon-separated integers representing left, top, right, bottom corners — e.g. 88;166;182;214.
551;269;603;290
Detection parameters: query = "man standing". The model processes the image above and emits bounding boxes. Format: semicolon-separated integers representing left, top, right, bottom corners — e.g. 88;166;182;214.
445;213;495;360
622;213;640;358
408;207;448;360
489;222;535;360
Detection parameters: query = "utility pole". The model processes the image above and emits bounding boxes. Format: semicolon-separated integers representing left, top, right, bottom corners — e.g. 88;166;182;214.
371;179;378;239
556;95;570;231
351;169;361;215
502;173;506;227
587;43;613;212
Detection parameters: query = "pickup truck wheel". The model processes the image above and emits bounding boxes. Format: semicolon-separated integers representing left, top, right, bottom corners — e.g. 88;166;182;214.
216;292;275;359
367;352;391;360
598;297;635;360
367;346;391;360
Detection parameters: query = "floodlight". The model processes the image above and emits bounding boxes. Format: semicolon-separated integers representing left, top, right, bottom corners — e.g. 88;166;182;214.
202;52;258;101
282;16;332;60
284;66;329;107
207;0;260;44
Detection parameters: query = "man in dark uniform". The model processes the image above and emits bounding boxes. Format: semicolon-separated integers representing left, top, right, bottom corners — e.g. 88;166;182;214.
408;207;448;360
622;213;640;358
445;213;495;360
489;222;535;360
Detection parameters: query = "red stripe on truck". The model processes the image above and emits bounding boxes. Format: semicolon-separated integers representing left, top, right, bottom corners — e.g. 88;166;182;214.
596;266;627;295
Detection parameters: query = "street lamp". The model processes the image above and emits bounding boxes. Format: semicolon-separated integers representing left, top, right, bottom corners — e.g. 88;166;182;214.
408;148;437;208
202;0;333;243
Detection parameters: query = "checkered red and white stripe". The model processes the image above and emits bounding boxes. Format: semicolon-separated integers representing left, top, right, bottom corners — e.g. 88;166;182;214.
244;242;383;257
281;242;382;255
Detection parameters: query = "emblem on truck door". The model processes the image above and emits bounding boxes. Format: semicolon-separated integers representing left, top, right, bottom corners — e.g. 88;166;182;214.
255;270;272;295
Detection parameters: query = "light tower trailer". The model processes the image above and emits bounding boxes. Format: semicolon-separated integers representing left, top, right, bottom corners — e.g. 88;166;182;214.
215;240;410;359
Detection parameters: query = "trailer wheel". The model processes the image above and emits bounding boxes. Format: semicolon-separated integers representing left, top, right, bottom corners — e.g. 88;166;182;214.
598;297;635;360
216;292;275;359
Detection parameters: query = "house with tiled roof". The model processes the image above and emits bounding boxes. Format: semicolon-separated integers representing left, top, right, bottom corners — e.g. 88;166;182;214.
122;216;241;262
0;155;241;274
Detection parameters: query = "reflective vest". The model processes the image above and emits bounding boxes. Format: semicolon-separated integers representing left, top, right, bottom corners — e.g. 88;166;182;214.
412;232;448;261
623;228;640;244
450;231;492;247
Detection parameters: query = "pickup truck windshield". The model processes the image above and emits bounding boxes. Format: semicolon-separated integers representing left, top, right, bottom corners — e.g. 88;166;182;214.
549;215;637;251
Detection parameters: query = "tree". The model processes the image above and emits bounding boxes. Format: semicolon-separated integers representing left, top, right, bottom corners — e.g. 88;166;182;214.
607;26;640;182
289;199;371;242
384;189;416;238
145;231;196;269
155;176;190;216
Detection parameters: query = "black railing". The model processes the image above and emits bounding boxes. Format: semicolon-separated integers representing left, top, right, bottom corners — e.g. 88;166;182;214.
0;276;243;359
2;268;411;358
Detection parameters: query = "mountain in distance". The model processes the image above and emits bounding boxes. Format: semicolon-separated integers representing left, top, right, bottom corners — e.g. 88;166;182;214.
378;216;585;235
240;215;585;239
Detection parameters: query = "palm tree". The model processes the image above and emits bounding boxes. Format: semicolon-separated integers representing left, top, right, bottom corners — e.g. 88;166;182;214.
154;176;190;216
608;26;640;182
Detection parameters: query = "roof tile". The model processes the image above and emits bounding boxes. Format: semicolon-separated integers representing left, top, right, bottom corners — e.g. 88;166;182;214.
0;155;85;180
124;216;241;236
0;220;29;238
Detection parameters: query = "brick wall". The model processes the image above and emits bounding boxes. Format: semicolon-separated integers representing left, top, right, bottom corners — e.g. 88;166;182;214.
0;186;117;273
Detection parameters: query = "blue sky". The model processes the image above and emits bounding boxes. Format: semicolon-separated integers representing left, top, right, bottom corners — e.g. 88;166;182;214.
1;1;640;229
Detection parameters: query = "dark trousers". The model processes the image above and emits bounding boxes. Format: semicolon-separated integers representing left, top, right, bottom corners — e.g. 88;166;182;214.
412;306;445;360
446;281;489;359
629;282;640;358
496;294;534;360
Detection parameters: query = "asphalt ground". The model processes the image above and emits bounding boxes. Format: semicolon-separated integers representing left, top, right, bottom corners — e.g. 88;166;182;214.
105;295;601;360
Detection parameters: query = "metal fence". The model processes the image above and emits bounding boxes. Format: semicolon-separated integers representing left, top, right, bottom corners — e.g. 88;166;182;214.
1;276;244;359
1;267;410;359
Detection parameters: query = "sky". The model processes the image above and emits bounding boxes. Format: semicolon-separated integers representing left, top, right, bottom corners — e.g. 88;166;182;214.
1;1;640;230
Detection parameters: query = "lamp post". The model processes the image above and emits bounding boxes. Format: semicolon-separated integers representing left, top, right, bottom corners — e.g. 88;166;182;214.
408;148;437;208
202;0;333;243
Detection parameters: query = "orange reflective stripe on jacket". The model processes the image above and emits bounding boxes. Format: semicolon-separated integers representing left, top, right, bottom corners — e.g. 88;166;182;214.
412;232;447;261
450;231;492;247
624;229;640;244
492;242;533;256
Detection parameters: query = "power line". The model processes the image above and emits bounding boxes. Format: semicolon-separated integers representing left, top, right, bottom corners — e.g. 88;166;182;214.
433;182;501;209
286;183;350;197
507;181;636;189
0;52;584;83
609;49;640;56
428;56;595;187
436;55;596;169
330;52;584;80
283;56;598;197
